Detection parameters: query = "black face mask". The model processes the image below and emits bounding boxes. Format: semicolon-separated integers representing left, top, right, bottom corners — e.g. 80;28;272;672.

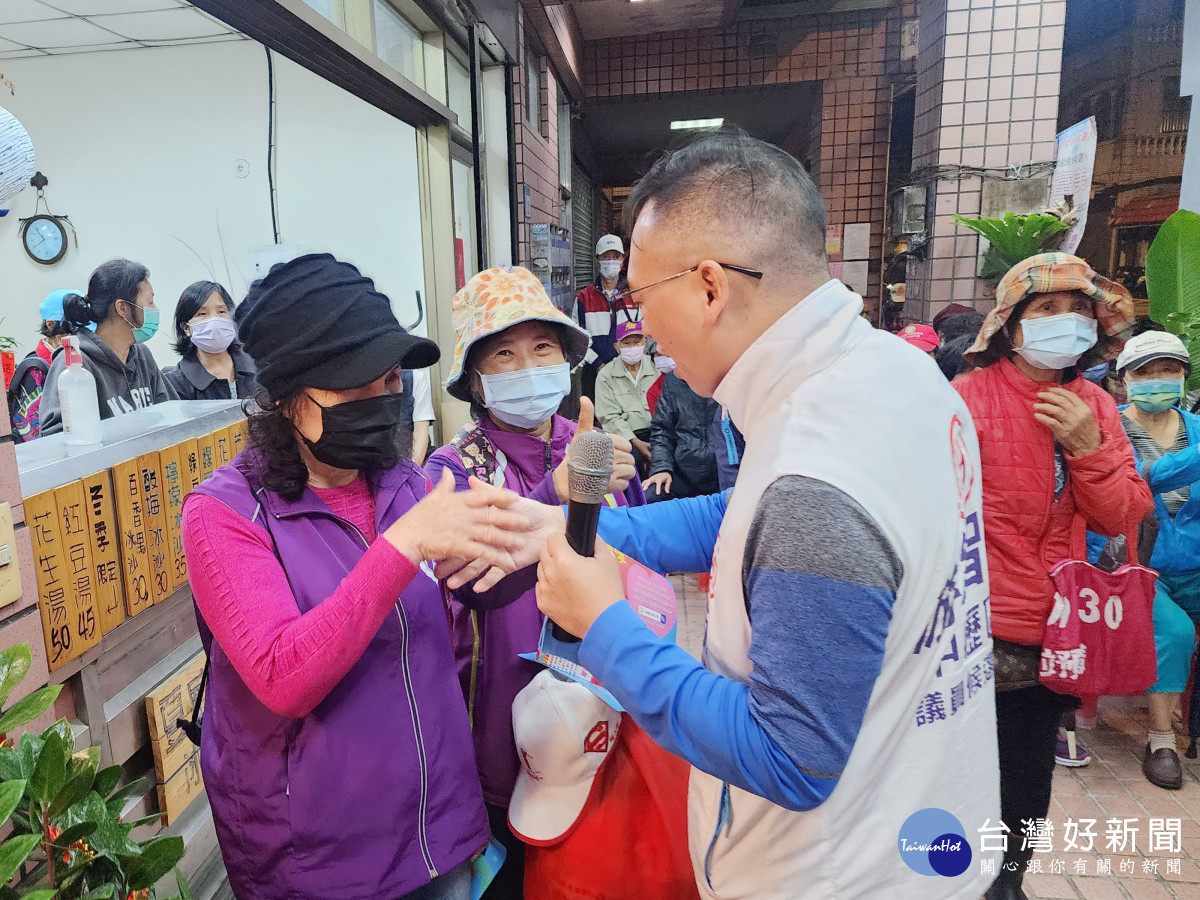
302;393;407;471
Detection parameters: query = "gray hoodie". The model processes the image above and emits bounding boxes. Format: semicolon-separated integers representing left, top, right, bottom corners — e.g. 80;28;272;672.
40;329;177;435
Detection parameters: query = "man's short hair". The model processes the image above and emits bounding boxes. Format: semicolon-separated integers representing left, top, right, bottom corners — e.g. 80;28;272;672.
625;129;828;272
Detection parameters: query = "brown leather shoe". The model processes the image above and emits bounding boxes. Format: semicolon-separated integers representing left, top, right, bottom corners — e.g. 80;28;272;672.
1143;744;1184;790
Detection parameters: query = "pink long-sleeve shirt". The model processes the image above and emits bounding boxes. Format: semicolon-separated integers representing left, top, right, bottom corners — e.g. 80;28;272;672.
181;475;417;718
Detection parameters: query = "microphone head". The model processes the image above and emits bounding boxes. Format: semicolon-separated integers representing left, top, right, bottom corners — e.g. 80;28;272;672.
567;431;614;505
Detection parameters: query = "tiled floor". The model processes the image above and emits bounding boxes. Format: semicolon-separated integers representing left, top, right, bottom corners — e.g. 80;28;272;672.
668;573;1200;899
1026;706;1200;900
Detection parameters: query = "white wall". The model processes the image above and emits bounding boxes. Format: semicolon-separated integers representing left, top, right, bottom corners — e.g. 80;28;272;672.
482;64;512;267
0;39;426;364
1183;0;1200;212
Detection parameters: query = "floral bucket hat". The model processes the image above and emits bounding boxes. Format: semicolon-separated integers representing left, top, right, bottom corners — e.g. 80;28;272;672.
445;265;591;401
964;252;1135;366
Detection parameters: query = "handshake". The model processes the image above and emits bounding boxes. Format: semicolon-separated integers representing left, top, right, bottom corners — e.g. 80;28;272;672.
385;401;637;639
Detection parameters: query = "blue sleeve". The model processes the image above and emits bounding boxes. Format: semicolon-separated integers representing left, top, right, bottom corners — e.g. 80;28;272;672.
1141;444;1200;495
580;476;900;811
596;490;728;574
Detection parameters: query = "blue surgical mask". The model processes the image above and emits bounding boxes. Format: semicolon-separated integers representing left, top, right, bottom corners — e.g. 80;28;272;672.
481;362;571;430
1127;377;1185;414
1013;312;1098;370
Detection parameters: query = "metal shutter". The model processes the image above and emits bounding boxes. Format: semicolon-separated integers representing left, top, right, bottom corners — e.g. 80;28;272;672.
573;160;595;291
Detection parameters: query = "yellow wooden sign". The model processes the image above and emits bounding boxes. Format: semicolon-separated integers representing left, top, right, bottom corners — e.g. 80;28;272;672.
111;459;153;618
181;438;203;494
80;471;126;635
230;419;248;457
157;747;203;827
145;652;205;784
197;432;217;482
51;481;104;659
159;443;187;593
25;491;77;670
214;427;232;469
137;453;171;605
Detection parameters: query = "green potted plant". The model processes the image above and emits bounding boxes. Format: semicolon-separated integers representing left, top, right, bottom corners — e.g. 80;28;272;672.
0;325;17;392
1146;209;1200;390
953;203;1076;285
0;643;189;900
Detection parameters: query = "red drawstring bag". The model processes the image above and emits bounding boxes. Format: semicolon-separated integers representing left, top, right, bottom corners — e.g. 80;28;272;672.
1041;523;1158;696
522;716;700;900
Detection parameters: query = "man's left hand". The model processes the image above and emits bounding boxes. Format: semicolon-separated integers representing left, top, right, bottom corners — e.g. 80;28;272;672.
1034;388;1102;456
536;532;625;639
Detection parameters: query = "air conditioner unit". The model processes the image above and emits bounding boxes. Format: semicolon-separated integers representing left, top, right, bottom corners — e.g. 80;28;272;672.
892;185;927;236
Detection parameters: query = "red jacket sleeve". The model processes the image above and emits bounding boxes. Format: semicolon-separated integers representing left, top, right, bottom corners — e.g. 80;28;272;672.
1065;389;1153;538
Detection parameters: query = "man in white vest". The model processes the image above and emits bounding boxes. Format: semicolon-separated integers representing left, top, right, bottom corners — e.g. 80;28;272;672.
535;130;1002;899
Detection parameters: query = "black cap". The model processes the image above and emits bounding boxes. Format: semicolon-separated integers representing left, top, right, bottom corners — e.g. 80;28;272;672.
239;253;440;399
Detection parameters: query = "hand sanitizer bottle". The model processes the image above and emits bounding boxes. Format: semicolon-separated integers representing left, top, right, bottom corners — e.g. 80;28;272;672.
59;336;102;449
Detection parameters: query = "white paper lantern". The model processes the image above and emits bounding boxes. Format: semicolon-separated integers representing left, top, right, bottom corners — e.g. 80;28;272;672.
0;106;35;209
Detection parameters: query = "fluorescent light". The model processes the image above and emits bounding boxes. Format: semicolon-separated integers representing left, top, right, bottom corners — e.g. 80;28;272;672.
670;118;724;130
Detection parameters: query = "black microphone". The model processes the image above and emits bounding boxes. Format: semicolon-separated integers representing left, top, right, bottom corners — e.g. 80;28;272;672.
552;431;614;643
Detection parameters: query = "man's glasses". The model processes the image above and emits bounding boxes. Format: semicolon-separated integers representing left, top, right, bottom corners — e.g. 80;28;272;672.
614;263;763;303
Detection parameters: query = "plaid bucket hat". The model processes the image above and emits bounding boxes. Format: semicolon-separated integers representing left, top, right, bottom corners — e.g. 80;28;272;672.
964;252;1135;366
445;266;591;401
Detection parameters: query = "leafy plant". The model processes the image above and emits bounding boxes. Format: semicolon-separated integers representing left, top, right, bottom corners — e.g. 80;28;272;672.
953;211;1074;285
1147;210;1200;390
0;319;19;353
0;644;189;900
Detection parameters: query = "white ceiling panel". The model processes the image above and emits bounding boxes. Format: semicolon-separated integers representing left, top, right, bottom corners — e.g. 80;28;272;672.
1;16;120;47
0;0;62;25
44;0;182;13
98;7;231;40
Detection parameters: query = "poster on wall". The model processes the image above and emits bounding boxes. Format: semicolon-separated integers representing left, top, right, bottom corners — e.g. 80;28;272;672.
1050;117;1098;255
826;225;843;258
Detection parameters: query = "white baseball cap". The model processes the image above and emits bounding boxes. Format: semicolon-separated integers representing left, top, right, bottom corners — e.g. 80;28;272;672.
1116;331;1191;374
595;235;624;257
507;669;621;845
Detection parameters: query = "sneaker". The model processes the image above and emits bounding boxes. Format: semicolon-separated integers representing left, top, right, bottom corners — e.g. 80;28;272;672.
1055;728;1091;767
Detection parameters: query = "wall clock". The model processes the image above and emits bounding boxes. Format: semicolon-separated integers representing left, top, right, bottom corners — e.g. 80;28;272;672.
18;172;74;266
21;213;67;265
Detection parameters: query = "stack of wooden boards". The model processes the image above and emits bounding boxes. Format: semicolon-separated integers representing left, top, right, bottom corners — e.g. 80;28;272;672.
23;420;248;671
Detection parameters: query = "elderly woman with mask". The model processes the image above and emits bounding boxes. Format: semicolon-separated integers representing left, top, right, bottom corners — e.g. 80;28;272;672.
425;265;644;899
1103;331;1200;790
182;254;535;900
956;253;1153;900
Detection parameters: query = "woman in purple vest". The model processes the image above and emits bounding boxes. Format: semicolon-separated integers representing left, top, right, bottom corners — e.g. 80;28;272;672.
181;254;534;900
425;266;644;898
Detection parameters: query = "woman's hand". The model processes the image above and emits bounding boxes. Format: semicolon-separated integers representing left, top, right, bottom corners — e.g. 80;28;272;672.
384;469;531;566
1035;388;1102;456
644;471;673;496
535;533;625;639
553;398;637;502
437;489;567;591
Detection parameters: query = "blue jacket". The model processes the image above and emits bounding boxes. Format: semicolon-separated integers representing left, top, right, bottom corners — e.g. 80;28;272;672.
1089;407;1200;575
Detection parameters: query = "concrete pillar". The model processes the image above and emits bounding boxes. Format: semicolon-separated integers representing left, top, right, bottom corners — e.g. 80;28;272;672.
907;0;1067;323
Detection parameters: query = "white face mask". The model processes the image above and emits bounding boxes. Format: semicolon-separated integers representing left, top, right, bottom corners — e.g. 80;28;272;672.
189;316;238;354
599;260;622;281
654;355;676;373
1012;312;1098;370
480;362;571;430
619;345;645;366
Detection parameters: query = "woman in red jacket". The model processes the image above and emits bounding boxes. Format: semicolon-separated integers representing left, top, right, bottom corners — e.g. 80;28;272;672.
956;253;1152;900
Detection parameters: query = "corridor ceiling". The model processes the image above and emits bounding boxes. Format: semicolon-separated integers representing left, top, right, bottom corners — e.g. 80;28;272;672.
0;0;242;58
578;81;821;185
559;0;896;41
